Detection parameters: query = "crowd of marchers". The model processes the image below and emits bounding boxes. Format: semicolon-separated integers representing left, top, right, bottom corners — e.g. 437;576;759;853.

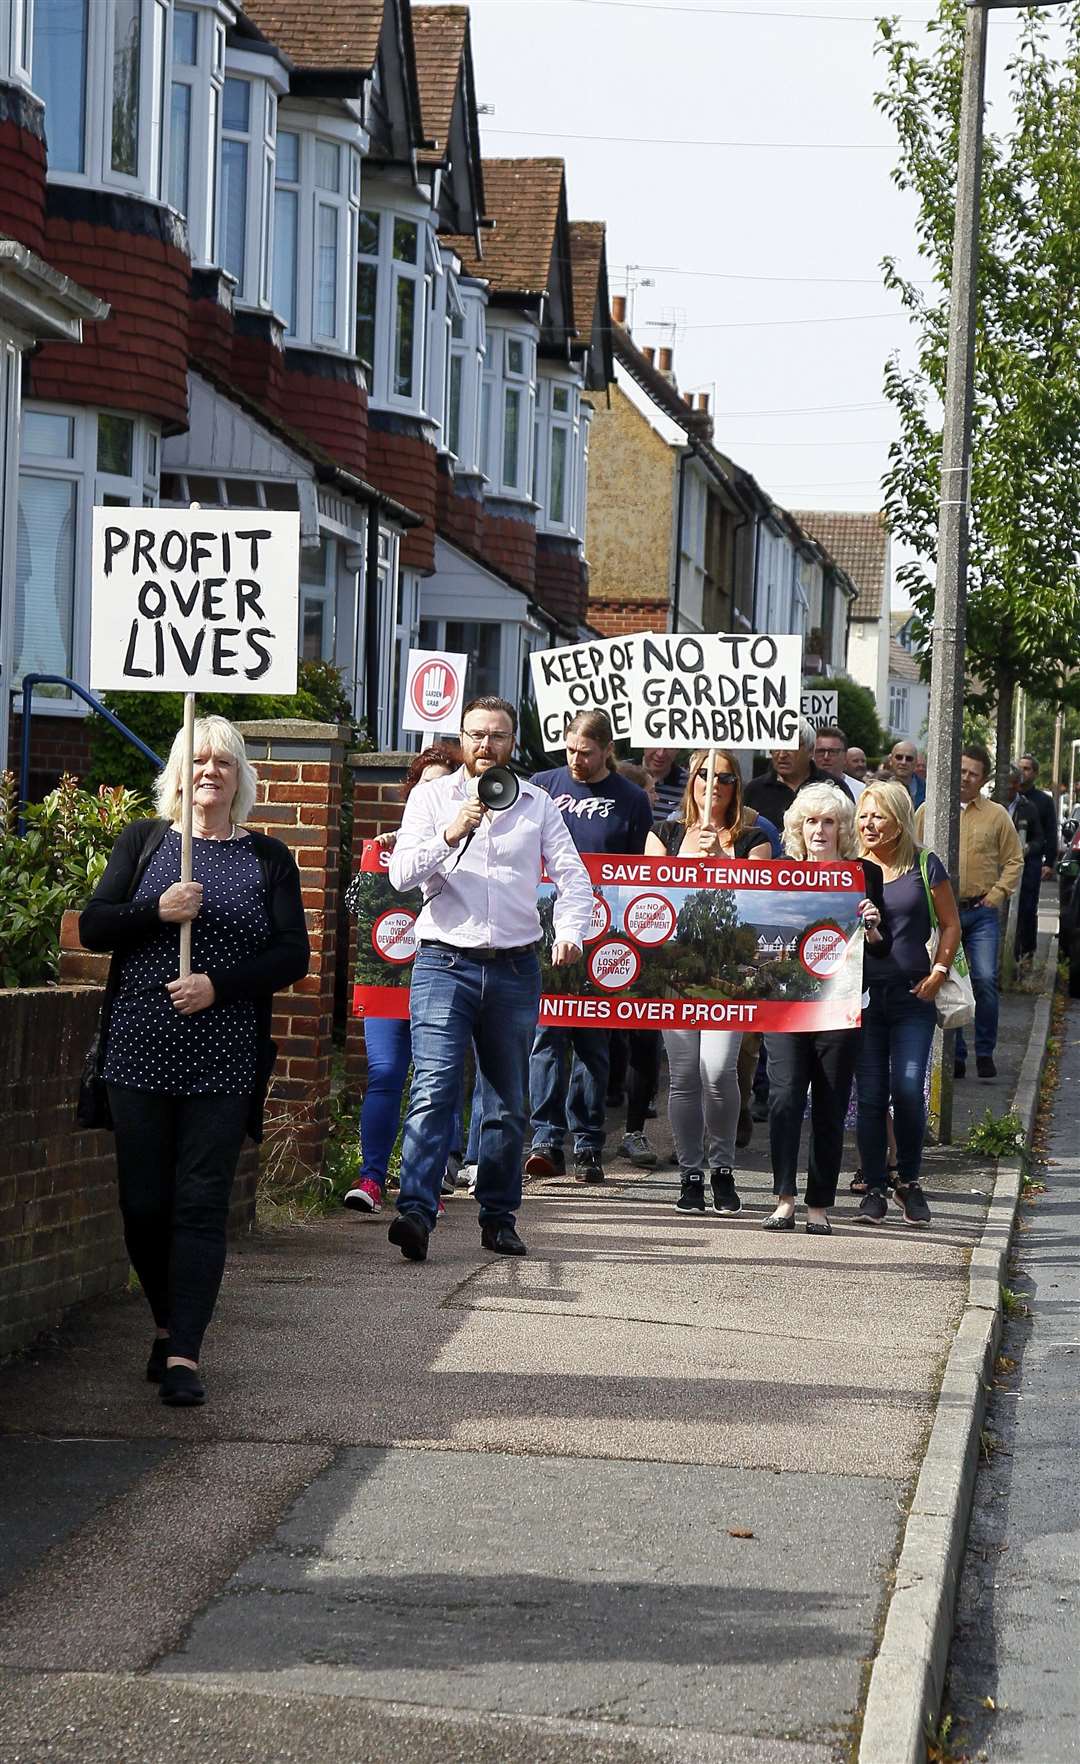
75;707;1054;1407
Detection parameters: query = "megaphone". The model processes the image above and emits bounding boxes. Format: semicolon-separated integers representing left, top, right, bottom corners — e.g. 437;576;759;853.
476;765;520;812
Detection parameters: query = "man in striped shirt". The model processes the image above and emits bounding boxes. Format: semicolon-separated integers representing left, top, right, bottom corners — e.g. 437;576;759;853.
641;748;687;824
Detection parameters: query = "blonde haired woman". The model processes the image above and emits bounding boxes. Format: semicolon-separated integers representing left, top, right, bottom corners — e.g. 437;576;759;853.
764;784;889;1234
80;715;309;1405
855;779;961;1227
645;750;772;1215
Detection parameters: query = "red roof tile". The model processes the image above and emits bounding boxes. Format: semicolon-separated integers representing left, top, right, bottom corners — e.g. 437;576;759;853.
240;1;383;70
452;158;566;295
790;510;889;618
411;5;468;157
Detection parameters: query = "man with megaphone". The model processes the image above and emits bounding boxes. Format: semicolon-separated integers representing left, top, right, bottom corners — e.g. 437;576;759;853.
387;695;593;1263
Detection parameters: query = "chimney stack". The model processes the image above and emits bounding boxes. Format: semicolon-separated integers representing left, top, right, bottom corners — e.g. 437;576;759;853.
696;392;710;413
643;345;656;366
611;294;627;325
658;346;673;376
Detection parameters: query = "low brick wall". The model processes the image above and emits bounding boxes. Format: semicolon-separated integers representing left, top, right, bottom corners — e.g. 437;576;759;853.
0;986;258;1362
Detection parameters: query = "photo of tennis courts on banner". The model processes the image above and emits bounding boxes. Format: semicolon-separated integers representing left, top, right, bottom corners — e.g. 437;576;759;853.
350;841;867;1031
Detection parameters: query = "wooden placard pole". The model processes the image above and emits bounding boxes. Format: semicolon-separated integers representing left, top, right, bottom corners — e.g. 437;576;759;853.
701;748;717;833
179;688;195;980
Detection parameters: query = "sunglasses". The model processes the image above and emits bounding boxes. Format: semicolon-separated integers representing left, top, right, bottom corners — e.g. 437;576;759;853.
694;771;737;786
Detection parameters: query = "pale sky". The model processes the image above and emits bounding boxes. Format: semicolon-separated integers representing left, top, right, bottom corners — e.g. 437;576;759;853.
464;0;1050;564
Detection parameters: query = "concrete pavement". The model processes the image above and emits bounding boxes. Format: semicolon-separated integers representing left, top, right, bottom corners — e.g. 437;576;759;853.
0;977;1047;1764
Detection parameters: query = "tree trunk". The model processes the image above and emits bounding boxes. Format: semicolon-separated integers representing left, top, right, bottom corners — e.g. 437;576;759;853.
994;669;1015;803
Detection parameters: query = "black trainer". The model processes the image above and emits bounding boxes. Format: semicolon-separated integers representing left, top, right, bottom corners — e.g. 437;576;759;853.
858;1189;889;1224
388;1212;430;1262
160;1365;206;1407
574;1155;605;1185
675;1173;706;1213
976;1056;997;1080
899;1183;932;1226
710;1167;742;1214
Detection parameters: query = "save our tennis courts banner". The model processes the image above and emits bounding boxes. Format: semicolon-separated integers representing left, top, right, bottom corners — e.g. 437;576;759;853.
350;841;867;1031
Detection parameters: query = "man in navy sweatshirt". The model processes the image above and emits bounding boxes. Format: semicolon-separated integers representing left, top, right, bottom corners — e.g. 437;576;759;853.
526;709;653;1184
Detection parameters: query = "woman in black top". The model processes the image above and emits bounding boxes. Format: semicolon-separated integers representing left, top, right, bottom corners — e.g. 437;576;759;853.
80;715;309;1406
763;783;890;1235
644;749;772;1217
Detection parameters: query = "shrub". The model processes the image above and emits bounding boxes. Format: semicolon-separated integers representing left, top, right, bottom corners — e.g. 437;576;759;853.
813;677;887;761
84;660;368;793
0;772;145;987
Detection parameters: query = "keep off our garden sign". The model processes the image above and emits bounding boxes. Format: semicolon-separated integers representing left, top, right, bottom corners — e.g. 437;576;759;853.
350;842;868;1032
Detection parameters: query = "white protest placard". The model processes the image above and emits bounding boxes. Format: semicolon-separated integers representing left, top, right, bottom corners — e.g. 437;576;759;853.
529;633;643;752
90;507;300;695
401;648;467;735
628;632;803;749
801;688;839;730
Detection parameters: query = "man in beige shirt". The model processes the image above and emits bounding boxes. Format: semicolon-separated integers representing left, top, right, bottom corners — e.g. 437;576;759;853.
916;743;1023;1079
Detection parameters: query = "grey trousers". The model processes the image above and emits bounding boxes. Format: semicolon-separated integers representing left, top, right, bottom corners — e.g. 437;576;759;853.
661;1028;742;1174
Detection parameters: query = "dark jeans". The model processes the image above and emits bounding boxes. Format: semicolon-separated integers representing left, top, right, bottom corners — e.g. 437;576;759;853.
399;945;541;1229
955;903;1000;1063
1015;854;1042;960
607;1031;660;1131
765;1029;858;1207
530;1026;609;1158
855;981;937;1189
107;1085;250;1362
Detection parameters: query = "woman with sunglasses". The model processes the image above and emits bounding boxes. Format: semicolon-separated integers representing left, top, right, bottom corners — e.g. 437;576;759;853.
645;751;772;1215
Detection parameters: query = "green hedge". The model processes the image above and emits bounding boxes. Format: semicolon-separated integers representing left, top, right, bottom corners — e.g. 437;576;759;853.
84;660;367;793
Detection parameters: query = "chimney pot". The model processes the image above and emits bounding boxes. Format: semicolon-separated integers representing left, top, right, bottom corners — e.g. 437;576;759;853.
659;347;673;373
697;392;710;413
611;294;627;324
643;346;656;365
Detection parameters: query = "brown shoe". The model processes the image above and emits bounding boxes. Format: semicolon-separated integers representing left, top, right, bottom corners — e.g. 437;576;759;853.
524;1146;565;1179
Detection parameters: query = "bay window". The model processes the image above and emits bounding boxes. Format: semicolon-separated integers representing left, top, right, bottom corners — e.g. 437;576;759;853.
482;321;536;501
533;374;589;539
300;535;336;662
272;119;361;353
32;0;169;196
14;405;159;705
355;202;430;413
167;4;225;267
218;50;287;308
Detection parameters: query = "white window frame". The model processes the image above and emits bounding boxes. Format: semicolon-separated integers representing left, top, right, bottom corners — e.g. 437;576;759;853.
446;281;485;474
535;370;582;538
272;113;361;355
355;199;431;416
14;402;160;713
167;3;225;268
299;534;337;663
31;0;169;197
889;682;910;734
482;318;536;502
2;0;33;85
218;49;287;309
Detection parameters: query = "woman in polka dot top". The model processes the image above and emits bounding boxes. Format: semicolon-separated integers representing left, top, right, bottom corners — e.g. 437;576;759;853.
80;715;309;1408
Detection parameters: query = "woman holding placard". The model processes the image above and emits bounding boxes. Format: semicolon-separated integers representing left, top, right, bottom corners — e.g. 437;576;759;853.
80;715;309;1407
853;780;961;1228
763;784;889;1235
645;749;772;1215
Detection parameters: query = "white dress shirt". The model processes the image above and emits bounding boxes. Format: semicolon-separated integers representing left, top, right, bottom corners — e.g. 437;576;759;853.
389;766;593;951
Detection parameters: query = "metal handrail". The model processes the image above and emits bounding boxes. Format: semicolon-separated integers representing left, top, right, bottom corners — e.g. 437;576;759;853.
18;675;163;834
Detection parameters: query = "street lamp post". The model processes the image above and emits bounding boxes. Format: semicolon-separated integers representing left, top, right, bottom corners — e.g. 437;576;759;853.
923;0;989;1145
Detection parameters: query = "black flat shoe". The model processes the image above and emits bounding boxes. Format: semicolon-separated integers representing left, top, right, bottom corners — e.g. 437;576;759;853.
481;1223;527;1256
160;1365;206;1407
762;1212;796;1231
805;1218;833;1236
146;1338;169;1383
388;1212;430;1262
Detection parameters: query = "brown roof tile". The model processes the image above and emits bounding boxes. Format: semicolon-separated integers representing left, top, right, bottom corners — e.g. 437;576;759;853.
240;1;383;70
568;220;604;340
411;6;468;157
452;158;566;294
888;637;922;683
790;509;889;618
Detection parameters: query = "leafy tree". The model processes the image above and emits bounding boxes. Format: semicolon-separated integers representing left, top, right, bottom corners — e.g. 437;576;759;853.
876;0;1080;791
814;677;886;760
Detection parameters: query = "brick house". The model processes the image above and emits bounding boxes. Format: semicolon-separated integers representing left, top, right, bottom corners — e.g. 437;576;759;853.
792;510;892;725
0;0;616;792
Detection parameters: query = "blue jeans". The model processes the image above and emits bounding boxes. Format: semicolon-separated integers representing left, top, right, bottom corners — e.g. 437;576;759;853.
359;1017;412;1191
529;1026;610;1158
856;980;937;1188
955;904;1000;1063
398;945;541;1230
464;1068;492;1166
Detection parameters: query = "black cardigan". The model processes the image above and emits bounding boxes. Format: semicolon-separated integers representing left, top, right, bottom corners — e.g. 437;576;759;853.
80;819;310;1140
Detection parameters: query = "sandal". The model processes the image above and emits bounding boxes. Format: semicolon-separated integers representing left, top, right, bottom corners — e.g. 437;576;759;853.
849;1169;867;1194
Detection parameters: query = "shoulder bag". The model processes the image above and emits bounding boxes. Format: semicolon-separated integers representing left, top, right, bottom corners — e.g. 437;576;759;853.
918;849;976;1031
